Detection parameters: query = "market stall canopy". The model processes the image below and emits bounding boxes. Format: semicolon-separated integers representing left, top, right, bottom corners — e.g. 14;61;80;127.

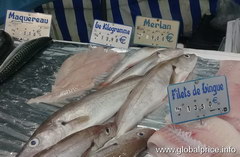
1;0;218;42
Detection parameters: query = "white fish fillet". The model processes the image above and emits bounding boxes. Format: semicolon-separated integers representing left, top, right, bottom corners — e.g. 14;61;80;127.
27;47;122;106
116;63;173;136
148;117;240;157
112;48;184;84
102;47;165;86
217;60;240;132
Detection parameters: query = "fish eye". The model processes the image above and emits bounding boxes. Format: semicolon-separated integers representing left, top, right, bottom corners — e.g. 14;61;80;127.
61;121;66;126
29;138;40;147
137;132;145;136
105;128;110;135
184;54;190;58
172;65;176;70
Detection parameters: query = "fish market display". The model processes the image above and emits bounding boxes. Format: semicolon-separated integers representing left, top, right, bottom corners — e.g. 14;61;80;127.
88;128;155;157
101;47;165;86
217;60;240;132
112;48;184;84
33;123;117;157
3;40;240;157
147;117;240;157
0;30;14;65
116;62;173;137
0;37;52;84
17;77;141;157
27;47;122;106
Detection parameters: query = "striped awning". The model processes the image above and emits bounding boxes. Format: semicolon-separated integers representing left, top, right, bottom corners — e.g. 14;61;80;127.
35;0;218;42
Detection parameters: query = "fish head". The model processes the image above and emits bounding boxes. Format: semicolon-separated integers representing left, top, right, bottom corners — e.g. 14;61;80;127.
17;118;67;157
156;48;184;62
92;122;117;150
130;128;155;141
171;54;198;83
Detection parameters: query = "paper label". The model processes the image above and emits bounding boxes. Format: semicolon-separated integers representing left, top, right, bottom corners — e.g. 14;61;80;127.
5;10;52;41
133;16;179;48
90;20;132;49
168;76;230;124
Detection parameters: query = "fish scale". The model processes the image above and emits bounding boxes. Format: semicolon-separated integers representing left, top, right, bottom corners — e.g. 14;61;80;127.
0;37;52;83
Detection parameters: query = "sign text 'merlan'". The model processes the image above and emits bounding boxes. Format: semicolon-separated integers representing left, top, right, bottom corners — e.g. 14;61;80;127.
143;19;171;30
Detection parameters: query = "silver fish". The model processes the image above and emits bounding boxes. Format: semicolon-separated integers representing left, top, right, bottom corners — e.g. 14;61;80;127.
116;62;173;137
88;128;155;157
101;47;165;86
112;48;184;84
17;77;141;157
0;37;52;83
171;54;198;84
137;54;198;130
33;123;117;157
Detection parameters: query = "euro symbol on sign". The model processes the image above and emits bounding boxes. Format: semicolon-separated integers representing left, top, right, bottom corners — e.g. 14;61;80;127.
166;33;174;42
119;36;126;44
212;97;218;104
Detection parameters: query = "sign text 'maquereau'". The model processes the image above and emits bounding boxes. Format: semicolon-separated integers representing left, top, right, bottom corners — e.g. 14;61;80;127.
8;11;49;24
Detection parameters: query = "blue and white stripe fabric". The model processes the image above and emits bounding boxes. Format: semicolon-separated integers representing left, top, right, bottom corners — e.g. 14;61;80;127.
35;0;218;42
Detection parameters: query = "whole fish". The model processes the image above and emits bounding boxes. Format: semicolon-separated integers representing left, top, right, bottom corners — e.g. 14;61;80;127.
0;37;52;83
101;47;165;86
114;54;196;137
112;48;184;84
27;47;123;106
137;54;198;131
17;77;141;157
88;128;155;157
33;123;117;157
116;62;173;137
0;30;14;65
170;54;198;84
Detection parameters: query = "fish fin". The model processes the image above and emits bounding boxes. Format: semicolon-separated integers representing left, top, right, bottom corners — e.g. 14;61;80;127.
127;63;135;69
134;147;147;157
61;116;90;126
82;141;95;157
169;65;177;84
95;137;118;152
94;72;111;85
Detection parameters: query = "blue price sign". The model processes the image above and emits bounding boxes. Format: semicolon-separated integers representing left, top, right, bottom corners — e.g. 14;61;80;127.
90;20;132;49
167;76;230;124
